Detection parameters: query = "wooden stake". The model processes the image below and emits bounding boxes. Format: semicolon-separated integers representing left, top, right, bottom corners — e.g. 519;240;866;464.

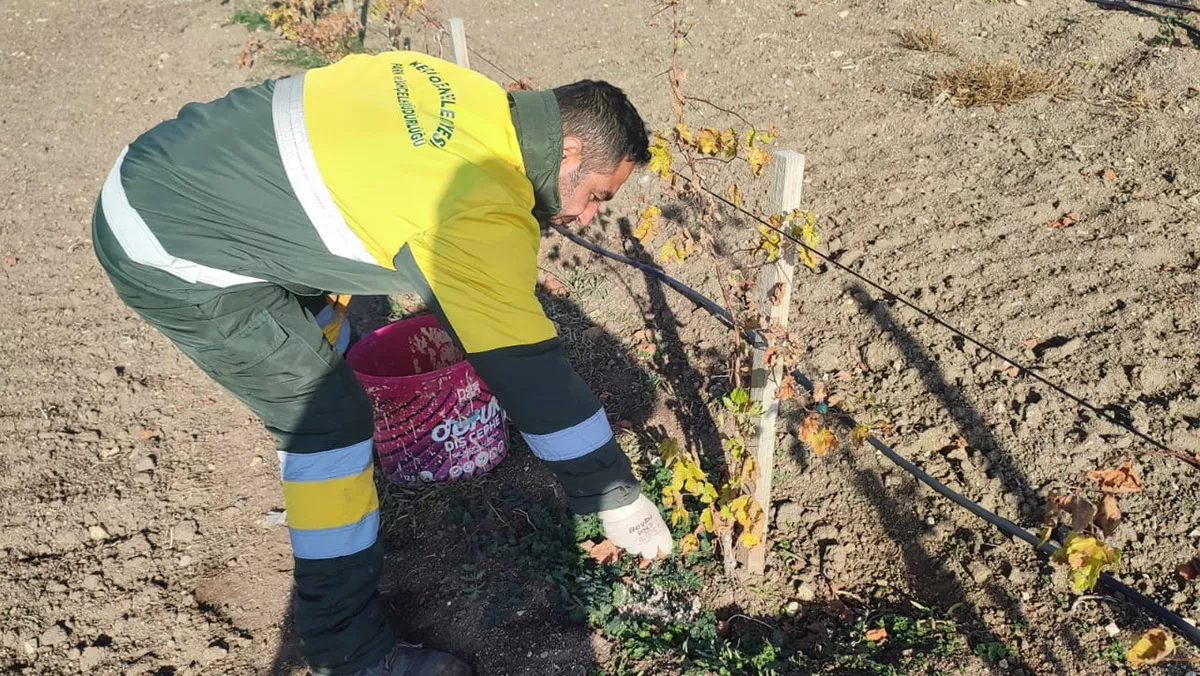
448;17;470;69
746;150;806;575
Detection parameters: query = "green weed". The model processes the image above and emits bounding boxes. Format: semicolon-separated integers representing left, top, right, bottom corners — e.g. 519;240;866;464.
230;8;271;31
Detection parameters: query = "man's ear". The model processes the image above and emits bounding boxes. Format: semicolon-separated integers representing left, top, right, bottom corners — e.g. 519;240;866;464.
562;136;583;163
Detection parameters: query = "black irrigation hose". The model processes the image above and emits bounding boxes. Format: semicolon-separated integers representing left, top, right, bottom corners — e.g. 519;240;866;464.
553;225;1200;649
1122;0;1200;12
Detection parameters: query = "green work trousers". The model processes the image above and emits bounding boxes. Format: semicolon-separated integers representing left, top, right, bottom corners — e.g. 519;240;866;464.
92;205;394;674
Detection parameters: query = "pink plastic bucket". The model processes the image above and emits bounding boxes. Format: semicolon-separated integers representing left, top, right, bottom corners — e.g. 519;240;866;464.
345;313;508;486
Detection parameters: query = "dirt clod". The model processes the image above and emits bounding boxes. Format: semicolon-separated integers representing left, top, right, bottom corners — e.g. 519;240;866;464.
38;623;68;647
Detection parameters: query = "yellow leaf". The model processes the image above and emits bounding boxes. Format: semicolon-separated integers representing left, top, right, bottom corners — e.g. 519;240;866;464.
1126;628;1175;668
757;224;782;262
810;428;838;456
674;123;694;144
850;424;870;448
1051;533;1120;592
658;437;681;462
720;128;738;159
739;531;761;549
748;146;770;177
659;238;679;264
648;135;673;179
697;127;720;154
796;215;821;270
633;205;661;244
700;507;715;533
670;504;689;526
681;533;700;554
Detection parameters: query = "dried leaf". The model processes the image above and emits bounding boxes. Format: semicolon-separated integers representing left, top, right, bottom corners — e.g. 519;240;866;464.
680;533;700;554
584;539;621;565
3;256;17;267
1126;628;1175;668
800;415;838;456
776;375;796;401
1051;533;1120;592
769;283;787;306
748;145;771;177
1020;337;1039;350
633;205;661;244
1102;167;1118;181
865;627;888;643
763;346;781;367
812;381;828;404
725;183;743;208
1177;556;1200;581
1069;495;1097;533
1087;461;1143;493
1095;494;1120;536
1048;211;1081;229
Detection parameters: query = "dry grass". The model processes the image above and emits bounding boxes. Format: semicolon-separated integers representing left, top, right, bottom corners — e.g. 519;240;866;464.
919;61;1065;108
895;26;953;54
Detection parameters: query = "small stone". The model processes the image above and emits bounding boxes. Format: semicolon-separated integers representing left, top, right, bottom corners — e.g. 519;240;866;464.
23;639;37;655
174;520;198;544
178;556;193;567
1017;138;1037;158
67;647;81;660
999;658;1009;669
968;561;991;583
88;525;110;541
263;509;287;528
838;9;850;18
829;50;844;58
924;516;936;526
38;624;68;647
80;646;107;670
45;581;67;594
539;651;549;659
786;601;801;615
1105;622;1120;637
1044;337;1083;359
249;456;263;468
775;502;805;528
200;644;228;665
797;583;817;602
134;455;156;473
81;574;102;590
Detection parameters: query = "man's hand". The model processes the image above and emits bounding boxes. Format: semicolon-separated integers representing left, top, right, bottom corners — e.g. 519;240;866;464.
598;494;673;560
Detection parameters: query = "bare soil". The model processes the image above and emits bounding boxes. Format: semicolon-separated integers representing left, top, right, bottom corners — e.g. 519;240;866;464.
2;0;1199;674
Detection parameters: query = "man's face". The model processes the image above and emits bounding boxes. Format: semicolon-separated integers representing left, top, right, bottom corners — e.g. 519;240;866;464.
550;136;636;227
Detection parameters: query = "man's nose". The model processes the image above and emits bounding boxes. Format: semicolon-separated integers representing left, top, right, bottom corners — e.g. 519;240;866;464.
578;203;599;226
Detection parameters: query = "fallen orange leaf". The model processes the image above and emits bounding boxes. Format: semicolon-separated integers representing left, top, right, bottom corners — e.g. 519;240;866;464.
1087;461;1143;493
1126;628;1174;668
582;539;621;565
865;627;888;642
